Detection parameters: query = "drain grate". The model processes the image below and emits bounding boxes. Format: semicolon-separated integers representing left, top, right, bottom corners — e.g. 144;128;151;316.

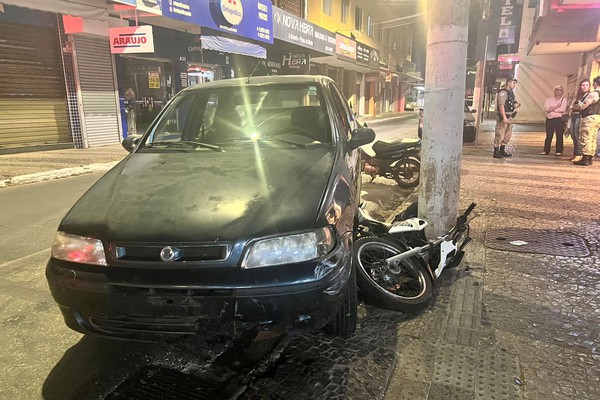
484;229;589;257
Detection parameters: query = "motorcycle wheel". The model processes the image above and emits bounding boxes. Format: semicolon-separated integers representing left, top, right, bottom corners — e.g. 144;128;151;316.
391;157;420;188
354;236;433;312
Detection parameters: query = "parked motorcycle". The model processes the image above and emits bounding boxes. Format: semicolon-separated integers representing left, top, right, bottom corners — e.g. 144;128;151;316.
353;202;476;312
357;119;421;188
361;139;421;188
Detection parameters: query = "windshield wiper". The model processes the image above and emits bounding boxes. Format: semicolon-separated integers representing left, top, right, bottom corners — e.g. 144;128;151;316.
144;141;223;152
264;136;310;148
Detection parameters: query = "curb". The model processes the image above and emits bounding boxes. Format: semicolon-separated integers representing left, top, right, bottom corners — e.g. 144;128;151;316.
0;162;119;188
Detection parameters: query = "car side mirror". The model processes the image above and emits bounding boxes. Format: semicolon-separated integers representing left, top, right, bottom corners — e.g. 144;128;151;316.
349;127;376;150
121;136;140;152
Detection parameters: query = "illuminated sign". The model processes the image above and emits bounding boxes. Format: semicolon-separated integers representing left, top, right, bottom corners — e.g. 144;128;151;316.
162;0;273;44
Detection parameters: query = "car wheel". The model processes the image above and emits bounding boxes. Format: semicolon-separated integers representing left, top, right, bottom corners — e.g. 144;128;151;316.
322;266;357;338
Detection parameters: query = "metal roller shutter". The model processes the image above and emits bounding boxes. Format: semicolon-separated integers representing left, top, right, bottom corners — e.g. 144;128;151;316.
0;22;70;149
73;35;120;147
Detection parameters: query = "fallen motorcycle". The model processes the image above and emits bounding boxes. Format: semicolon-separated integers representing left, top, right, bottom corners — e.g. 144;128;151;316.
353;202;476;312
361;138;421;188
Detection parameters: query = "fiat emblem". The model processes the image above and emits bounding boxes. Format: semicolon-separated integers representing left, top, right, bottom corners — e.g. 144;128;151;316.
159;246;182;262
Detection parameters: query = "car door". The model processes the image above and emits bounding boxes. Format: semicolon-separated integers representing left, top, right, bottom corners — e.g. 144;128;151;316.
326;82;362;231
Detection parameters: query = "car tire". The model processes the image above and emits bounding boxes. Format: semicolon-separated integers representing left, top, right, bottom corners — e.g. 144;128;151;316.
322;266;357;338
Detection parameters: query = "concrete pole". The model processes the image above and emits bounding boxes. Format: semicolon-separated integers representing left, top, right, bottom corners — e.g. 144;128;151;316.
418;0;469;237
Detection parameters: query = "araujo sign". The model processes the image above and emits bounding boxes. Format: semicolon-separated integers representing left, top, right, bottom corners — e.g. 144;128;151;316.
109;26;155;54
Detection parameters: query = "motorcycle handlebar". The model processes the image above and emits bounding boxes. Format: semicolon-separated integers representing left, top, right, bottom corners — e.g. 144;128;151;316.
463;202;476;218
456;202;476;227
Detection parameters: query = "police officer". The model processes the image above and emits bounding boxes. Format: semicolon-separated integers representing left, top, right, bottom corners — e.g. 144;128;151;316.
493;77;521;158
573;76;600;166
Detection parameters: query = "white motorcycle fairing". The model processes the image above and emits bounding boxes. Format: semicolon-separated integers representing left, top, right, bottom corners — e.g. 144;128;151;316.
389;217;428;234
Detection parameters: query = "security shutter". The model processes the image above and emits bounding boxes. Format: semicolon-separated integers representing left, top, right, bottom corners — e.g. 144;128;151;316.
73;35;120;147
0;22;70;149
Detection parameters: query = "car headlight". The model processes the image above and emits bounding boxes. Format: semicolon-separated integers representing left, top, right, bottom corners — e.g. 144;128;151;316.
243;227;336;268
51;231;107;266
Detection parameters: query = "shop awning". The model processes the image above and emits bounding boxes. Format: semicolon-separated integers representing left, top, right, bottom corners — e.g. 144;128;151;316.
527;9;600;55
1;0;108;18
201;36;266;59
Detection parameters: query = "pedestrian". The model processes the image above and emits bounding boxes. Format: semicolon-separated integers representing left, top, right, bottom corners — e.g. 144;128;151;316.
566;79;590;163
573;75;600;166
541;85;567;155
493;77;521;158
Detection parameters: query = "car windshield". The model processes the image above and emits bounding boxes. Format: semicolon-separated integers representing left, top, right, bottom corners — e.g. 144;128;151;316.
140;83;332;151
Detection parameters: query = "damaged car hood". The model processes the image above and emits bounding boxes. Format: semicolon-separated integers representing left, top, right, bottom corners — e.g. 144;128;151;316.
60;147;336;242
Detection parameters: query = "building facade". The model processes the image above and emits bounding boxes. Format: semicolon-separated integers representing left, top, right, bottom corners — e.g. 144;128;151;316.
0;0;423;151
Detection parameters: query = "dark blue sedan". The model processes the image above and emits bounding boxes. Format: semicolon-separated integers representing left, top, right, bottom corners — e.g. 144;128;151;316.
46;75;375;341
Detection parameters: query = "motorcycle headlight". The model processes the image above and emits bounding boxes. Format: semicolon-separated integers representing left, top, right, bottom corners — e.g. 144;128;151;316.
243;227;336;269
51;231;107;266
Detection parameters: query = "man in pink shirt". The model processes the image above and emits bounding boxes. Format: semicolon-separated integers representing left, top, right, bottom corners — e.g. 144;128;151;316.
541;85;567;156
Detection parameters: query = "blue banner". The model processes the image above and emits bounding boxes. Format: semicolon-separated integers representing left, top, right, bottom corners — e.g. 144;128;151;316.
162;0;273;44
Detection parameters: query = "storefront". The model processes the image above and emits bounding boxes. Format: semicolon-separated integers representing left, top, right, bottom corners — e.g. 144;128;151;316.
0;6;70;150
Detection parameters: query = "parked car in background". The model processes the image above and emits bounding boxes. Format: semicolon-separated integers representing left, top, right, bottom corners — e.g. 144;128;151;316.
418;101;477;143
46;75;375;341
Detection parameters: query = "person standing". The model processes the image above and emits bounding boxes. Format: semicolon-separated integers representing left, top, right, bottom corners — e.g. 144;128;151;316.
541;85;567;155
573;76;600;166
567;79;591;163
493;77;521;158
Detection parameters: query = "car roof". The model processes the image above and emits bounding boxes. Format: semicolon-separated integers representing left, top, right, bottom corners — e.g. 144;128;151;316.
181;75;335;93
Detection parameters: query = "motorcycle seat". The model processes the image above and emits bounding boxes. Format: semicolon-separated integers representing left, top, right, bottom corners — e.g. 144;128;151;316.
372;139;420;155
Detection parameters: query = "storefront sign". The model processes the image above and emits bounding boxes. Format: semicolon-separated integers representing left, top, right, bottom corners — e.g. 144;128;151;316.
109;25;155;54
336;34;356;61
280;52;309;73
498;0;523;45
161;0;273;44
313;26;335;56
148;71;160;88
273;8;313;48
356;42;380;67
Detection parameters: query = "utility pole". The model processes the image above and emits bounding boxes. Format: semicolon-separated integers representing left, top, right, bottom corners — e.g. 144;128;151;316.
419;0;469;236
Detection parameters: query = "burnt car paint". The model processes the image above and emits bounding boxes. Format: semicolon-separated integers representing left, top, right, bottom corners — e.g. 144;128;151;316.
46;75;374;340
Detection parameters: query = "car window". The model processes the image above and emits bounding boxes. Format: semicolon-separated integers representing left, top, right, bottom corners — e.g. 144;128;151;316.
144;84;331;147
328;83;353;140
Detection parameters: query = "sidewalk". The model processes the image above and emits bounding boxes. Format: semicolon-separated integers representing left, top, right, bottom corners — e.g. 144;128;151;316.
0;144;128;188
384;123;600;399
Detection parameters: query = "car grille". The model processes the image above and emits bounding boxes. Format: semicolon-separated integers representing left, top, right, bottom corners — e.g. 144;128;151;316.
88;315;198;335
111;243;231;262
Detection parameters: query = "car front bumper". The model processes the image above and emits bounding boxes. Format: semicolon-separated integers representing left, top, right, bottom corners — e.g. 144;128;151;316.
46;244;352;340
